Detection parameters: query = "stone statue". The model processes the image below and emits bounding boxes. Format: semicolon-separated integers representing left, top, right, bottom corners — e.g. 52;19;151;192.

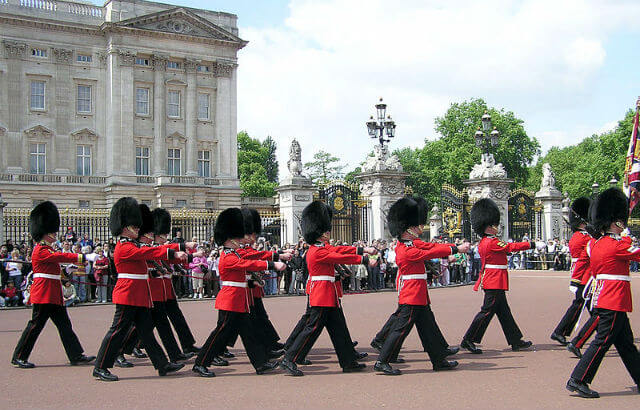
287;139;303;176
469;153;507;179
362;144;402;172
562;192;571;209
541;163;555;188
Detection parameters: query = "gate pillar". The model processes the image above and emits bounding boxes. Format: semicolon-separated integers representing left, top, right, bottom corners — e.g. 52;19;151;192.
357;170;408;241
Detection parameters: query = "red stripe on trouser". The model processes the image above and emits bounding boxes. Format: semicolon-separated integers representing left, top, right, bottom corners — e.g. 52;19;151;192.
293;310;323;362
580;312;616;382
200;313;229;365
99;309;125;369
390;308;413;358
471;296;496;341
576;316;600;348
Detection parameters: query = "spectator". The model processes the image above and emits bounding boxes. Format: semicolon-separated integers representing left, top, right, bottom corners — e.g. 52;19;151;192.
2;281;20;306
189;248;208;299
64;227;77;244
93;247;110;303
6;249;24;288
62;280;78;307
207;250;220;297
78;234;93;248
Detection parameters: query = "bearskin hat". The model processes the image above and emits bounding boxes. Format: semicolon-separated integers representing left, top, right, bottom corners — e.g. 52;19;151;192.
414;196;429;225
470;198;501;236
387;197;420;239
29;201;60;242
214;208;245;245
250;208;262;235
590;187;628;232
110;197;142;237
152;208;171;236
569;197;590;232
138;204;154;237
302;201;332;244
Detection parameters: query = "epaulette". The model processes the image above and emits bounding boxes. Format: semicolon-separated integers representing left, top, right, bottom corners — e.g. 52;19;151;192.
119;237;135;243
223;248;234;254
496;240;507;248
401;240;414;247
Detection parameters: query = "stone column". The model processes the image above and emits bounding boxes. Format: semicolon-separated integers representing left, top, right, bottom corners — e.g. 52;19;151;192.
119;50;135;176
356;171;408;240
185;58;198;176
561;192;571;241
429;204;443;239
52;47;73;175
152;54;167;176
2;40;26;173
535;163;564;241
276;175;316;245
214;61;236;179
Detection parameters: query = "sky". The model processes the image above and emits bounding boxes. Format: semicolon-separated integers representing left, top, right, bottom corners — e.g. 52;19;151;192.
104;0;640;177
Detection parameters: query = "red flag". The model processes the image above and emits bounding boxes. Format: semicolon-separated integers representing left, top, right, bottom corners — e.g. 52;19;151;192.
624;98;640;212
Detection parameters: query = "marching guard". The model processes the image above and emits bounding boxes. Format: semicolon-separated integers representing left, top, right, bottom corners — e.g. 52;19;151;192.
12;201;95;368
93;197;188;381
373;197;464;375
192;208;285;377
280;201;375;376
567;188;640;398
460;198;534;354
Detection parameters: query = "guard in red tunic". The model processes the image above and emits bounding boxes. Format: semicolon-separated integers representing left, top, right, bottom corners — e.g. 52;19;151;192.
280;201;373;377
192;208;286;377
567;188;640;398
461;198;534;354
11;201;95;368
551;197;593;345
373;197;464;375
93;197;187;381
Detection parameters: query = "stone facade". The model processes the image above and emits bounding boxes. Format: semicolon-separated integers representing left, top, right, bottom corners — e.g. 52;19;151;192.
0;0;245;209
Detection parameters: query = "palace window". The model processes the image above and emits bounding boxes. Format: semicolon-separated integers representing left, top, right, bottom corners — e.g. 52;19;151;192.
78;200;90;209
77;54;92;63
29;143;46;174
135;57;150;66
31;48;47;58
135;147;150;176
167;149;181;176
30;81;45;110
77;85;92;113
167;61;180;69
136;88;150;115
167;91;181;118
197;65;210;72
175;199;187;208
198;93;210;120
76;145;91;176
197;150;210;177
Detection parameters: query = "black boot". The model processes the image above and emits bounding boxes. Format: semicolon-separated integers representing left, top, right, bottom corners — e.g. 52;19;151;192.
183;345;201;354
211;357;229;366
132;347;147;358
268;349;285;359
433;359;458;371
461;339;483;354
272;342;285;350
511;340;533;351
70;354;96;366
566;378;599;398
256;361;279;375
115;355;134;368
566;342;582;358
192;365;215;377
11;358;35;369
93;368;118;382
173;352;195;362
280;358;303;376
374;361;401;375
295;358;312;365
222;349;235;358
550;332;568;345
445;346;460;357
390;357;405;364
158;362;184;376
355;351;368;360
342;362;366;373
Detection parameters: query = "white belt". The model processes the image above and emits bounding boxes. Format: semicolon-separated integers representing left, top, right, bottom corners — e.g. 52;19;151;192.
400;274;428;281
118;273;148;280
485;264;508;269
310;275;335;282
221;281;248;288
161;274;172;279
596;274;631;282
571;258;579;262
33;273;61;280
245;274;251;280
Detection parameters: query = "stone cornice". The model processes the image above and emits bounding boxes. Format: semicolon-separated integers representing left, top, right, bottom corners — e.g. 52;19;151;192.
101;24;246;50
184;58;198;73
24;125;54;139
2;39;27;59
117;48;136;66
214;61;236;77
52;47;73;65
152;53;169;71
0;15;102;37
70;128;99;142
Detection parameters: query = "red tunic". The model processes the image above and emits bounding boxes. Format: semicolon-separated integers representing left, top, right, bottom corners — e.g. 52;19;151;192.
239;248;279;299
569;231;592;285
214;248;271;313
148;261;167;303
588;234;639;312
111;239;176;308
30;244;84;305
473;236;532;291
306;243;365;307
395;241;455;306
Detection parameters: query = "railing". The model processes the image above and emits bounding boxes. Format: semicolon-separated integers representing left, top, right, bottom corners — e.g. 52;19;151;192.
0;173;107;184
9;0;103;18
136;176;156;184
204;178;220;185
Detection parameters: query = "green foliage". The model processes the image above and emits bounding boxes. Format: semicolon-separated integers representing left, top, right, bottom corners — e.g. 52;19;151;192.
304;150;346;185
237;131;277;197
395;98;540;205
524;109;634;199
262;136;279;183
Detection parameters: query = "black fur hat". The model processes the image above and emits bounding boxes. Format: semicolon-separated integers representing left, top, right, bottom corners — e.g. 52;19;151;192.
590;187;628;232
138;204;154;237
152;208;171;235
30;201;60;242
214;208;245;245
250;208;262;235
413;196;429;225
569;197;590;232
302;201;332;244
387;197;420;239
470;198;501;236
109;197;142;237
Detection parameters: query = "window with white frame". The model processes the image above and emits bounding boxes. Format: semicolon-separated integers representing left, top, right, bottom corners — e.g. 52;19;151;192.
167;91;180;118
135;146;150;176
76;145;91;176
136;88;150;115
135;57;150;66
77;54;92;63
30;81;45;110
167;61;180;69
77;85;92;113
167;149;181;176
197;65;210;72
78;200;90;209
198;93;210;120
31;48;47;58
197;150;210;177
175;199;187;208
29;143;46;174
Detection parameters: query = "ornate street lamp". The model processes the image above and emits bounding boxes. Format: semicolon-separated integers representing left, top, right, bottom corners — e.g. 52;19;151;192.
474;112;500;156
366;98;396;146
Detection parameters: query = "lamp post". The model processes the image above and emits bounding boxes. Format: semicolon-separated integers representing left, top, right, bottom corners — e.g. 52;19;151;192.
474;112;500;157
366;98;396;147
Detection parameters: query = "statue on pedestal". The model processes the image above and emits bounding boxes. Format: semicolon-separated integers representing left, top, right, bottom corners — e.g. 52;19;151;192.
469;153;507;180
287;139;303;177
541;163;556;188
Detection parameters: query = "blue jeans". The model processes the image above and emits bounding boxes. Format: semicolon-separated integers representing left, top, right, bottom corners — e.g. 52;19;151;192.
97;275;108;302
72;275;86;302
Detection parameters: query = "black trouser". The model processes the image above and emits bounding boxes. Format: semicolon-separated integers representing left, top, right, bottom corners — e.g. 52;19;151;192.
378;304;446;365
151;301;183;361
252;297;280;348
285;306;356;368
165;298;196;351
13;303;84;362
571;312;599;349
195;310;267;369
553;284;585;336
463;289;523;345
284;297;311;351
570;309;640;385
95;304;168;370
121;324;139;355
373;306;401;347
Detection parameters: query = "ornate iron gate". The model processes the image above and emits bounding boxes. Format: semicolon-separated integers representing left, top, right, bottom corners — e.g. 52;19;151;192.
440;184;471;240
508;189;536;241
317;182;369;244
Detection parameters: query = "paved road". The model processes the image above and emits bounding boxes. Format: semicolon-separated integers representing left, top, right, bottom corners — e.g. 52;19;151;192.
2;270;639;409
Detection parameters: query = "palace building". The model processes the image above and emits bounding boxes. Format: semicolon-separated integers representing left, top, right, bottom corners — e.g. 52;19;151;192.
0;0;246;209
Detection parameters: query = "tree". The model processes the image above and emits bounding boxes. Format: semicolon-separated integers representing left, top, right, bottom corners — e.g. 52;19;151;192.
395;98;540;205
262;136;279;183
237;131;277;197
304;150;346;185
524;109;634;199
